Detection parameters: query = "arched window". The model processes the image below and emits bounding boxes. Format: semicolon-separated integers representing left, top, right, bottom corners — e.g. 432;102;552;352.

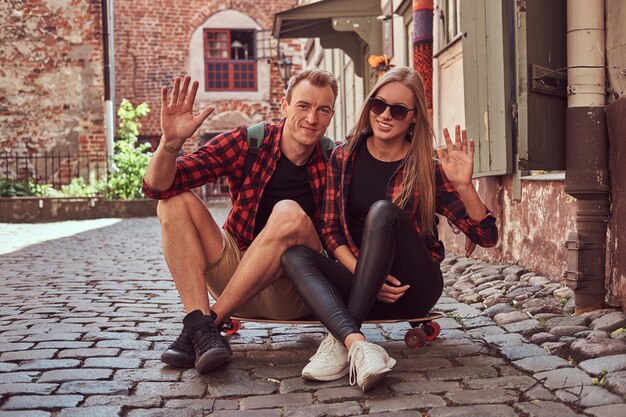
189;10;270;101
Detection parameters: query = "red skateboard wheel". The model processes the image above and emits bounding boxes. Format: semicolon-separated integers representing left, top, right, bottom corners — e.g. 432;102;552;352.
404;328;426;349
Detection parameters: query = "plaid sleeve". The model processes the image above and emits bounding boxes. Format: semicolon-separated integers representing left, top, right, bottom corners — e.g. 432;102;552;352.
319;144;348;253
434;161;498;247
142;126;247;199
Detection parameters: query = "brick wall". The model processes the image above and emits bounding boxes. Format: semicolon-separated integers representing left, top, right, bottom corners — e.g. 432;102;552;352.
114;0;300;150
0;0;301;181
0;0;105;166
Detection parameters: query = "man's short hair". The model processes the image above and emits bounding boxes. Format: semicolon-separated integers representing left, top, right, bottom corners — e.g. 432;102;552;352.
285;67;338;105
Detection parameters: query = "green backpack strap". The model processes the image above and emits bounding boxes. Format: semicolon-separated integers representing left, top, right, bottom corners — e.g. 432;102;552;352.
243;122;266;180
246;121;265;150
319;135;335;161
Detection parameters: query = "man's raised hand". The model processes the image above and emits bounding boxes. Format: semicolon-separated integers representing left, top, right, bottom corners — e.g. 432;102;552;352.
160;76;214;151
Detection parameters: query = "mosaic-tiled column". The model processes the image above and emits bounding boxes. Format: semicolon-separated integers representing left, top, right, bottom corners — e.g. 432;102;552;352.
412;0;433;109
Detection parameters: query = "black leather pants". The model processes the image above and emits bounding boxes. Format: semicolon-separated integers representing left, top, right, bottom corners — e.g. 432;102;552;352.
281;200;443;343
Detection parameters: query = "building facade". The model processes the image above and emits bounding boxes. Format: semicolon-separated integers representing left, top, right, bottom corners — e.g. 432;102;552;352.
276;0;626;310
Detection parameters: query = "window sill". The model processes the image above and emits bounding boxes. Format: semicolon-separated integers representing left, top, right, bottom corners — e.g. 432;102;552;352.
433;33;463;59
519;172;565;181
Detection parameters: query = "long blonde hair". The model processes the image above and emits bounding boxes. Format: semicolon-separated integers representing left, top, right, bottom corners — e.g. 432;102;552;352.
345;67;435;234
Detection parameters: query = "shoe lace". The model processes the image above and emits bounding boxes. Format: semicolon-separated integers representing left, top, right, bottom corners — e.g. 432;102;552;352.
348;343;362;386
171;330;194;352
192;324;220;353
310;334;338;361
348;342;380;386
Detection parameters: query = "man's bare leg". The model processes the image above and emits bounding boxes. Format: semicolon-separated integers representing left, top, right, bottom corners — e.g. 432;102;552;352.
157;191;224;315
211;199;321;323
157;191;232;373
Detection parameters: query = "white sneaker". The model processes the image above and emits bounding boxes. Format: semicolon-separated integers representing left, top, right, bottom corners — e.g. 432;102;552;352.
301;333;349;381
348;341;396;391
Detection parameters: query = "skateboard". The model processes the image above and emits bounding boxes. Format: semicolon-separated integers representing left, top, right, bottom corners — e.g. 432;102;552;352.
221;312;444;349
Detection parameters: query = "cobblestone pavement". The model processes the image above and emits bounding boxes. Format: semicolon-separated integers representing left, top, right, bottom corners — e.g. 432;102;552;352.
1;215;624;416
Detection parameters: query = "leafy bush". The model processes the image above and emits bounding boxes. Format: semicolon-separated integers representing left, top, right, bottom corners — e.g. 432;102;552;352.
105;99;152;200
0;179;56;197
60;173;107;197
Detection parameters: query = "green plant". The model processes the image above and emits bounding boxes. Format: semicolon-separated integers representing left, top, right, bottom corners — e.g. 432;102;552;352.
60;173;107;197
29;181;57;196
0;179;56;197
106;99;152;199
610;327;626;337
592;369;609;387
445;311;463;324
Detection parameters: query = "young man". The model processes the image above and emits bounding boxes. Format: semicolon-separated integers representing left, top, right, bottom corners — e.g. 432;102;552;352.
142;68;338;374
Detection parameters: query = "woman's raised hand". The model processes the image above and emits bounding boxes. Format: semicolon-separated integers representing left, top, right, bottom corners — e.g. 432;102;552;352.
160;76;214;151
436;125;475;189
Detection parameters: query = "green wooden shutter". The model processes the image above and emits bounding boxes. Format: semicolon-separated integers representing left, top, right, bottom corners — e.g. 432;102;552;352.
461;0;513;177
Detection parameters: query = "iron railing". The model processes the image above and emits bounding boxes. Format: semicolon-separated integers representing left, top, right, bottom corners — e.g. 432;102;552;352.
1;150;106;188
0;149;230;199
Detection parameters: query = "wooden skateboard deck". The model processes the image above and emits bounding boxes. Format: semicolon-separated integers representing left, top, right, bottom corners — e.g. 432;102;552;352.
222;312;444;348
228;311;443;325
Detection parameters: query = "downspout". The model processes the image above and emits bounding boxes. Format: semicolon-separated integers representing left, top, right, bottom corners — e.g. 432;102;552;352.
564;0;609;314
101;0;116;172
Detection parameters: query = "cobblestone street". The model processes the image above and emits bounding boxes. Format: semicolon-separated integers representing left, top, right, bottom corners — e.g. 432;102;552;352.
0;214;624;416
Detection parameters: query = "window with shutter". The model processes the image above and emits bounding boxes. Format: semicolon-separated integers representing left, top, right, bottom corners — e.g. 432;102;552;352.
460;0;514;177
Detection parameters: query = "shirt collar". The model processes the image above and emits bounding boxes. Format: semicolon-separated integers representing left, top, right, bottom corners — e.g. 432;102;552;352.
270;119;286;157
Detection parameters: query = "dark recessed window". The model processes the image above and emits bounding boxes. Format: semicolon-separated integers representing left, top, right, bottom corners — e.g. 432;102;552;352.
204;29;257;91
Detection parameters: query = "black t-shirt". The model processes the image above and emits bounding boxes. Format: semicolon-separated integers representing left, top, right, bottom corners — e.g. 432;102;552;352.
347;142;402;248
253;153;316;236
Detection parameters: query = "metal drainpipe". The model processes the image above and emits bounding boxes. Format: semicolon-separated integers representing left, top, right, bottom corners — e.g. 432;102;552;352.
563;0;609;314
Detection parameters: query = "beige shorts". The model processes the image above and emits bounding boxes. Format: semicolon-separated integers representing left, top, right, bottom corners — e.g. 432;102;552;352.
205;228;311;320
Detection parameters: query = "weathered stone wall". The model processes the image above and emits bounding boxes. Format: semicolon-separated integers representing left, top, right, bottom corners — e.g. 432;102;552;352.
0;0;105;159
114;0;301;150
440;177;577;287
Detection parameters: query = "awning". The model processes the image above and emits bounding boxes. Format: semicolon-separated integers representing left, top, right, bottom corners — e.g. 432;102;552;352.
273;0;382;78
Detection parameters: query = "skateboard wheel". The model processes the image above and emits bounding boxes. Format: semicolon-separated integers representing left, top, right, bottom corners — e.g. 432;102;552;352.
404;328;426;349
422;321;441;341
224;319;241;335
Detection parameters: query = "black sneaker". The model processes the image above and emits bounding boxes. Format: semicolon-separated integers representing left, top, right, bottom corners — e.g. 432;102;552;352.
161;312;227;369
183;310;232;373
161;328;195;368
191;321;232;373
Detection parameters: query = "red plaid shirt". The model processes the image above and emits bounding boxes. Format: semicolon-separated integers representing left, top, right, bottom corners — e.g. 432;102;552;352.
142;120;329;251
320;141;498;264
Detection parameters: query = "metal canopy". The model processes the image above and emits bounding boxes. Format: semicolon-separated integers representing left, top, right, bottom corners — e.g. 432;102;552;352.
273;0;382;78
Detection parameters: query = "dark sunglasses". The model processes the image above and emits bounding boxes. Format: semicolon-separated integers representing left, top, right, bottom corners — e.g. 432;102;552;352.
369;97;416;120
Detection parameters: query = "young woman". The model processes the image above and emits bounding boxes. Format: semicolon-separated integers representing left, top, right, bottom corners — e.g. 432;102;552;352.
281;67;498;391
